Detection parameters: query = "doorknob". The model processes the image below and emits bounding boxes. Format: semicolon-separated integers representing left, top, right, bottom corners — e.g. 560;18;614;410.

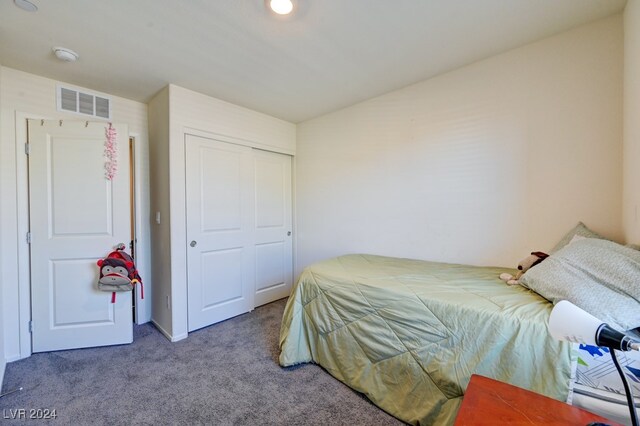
287;231;291;236
190;240;197;247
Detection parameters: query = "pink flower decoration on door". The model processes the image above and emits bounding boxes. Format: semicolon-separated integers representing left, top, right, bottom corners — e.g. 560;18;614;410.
104;123;118;180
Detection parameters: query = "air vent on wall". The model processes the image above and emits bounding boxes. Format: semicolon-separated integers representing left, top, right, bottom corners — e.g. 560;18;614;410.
56;85;111;120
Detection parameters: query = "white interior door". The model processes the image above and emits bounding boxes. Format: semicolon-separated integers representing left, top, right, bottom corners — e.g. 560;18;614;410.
186;135;255;332
29;120;132;353
253;149;293;306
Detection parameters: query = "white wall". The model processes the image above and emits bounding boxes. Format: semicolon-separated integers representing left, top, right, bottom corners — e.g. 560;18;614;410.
624;1;640;244
148;84;296;341
0;65;5;385
147;86;172;339
0;67;151;361
295;15;623;274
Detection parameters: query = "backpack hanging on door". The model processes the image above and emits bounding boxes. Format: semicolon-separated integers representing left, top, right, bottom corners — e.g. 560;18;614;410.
97;244;144;303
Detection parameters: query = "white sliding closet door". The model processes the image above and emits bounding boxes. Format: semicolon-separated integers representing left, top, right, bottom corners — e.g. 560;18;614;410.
253;149;293;306
186;135;255;332
185;135;293;332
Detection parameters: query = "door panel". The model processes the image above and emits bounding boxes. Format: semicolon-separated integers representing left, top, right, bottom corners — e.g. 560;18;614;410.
51;258;115;326
200;148;243;232
186;135;255;332
253;150;293;306
50;137;112;235
29;120;132;353
255;242;285;292
201;248;244;307
255;159;286;228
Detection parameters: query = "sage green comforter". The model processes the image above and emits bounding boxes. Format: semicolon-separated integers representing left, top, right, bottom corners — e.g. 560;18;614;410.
279;254;574;425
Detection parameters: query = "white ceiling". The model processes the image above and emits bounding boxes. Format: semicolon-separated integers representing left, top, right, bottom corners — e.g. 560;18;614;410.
0;0;627;123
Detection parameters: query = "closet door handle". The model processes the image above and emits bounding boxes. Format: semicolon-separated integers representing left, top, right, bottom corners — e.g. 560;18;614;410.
190;240;197;247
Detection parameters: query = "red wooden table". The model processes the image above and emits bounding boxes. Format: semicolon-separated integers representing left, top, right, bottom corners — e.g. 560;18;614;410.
454;374;622;425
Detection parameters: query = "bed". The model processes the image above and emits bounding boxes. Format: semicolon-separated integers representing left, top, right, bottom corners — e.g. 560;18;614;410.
279;254;575;425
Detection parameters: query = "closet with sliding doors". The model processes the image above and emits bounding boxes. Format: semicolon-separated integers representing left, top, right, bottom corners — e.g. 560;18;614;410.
148;85;295;339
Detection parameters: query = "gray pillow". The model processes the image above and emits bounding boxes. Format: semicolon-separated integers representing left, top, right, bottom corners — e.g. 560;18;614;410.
550;222;605;253
520;238;640;331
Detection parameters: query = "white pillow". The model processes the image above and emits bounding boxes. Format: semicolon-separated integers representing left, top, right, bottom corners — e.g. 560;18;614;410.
520;238;640;331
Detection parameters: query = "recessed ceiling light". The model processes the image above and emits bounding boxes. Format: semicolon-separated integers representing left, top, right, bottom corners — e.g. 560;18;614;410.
269;0;293;15
14;0;37;12
52;47;79;62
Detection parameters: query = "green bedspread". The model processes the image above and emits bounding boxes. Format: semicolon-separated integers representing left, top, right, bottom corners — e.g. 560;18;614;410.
279;254;574;425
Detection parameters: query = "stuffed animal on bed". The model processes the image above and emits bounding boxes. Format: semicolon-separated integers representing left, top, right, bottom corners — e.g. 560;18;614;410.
499;251;549;285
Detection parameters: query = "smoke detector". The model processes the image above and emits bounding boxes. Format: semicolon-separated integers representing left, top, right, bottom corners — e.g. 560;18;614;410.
53;47;79;62
14;0;37;12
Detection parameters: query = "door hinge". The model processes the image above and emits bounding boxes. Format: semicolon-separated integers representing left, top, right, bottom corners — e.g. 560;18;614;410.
24;143;30;155
28;321;33;333
26;232;31;244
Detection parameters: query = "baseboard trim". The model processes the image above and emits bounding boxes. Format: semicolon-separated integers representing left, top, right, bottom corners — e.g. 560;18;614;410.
151;319;187;342
171;332;188;342
5;355;24;363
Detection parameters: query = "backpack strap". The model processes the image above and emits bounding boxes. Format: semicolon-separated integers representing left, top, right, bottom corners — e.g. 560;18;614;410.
111;292;116;304
131;279;144;299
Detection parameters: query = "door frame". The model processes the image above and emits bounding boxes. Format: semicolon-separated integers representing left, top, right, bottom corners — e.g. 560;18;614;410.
14;112;146;360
